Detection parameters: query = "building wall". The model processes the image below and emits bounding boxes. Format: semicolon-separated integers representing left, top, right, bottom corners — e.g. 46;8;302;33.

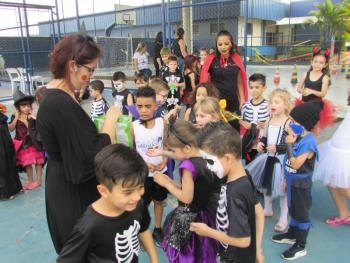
237;17;264;46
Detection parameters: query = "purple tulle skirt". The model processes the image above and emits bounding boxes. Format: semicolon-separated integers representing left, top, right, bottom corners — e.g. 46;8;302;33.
162;209;218;263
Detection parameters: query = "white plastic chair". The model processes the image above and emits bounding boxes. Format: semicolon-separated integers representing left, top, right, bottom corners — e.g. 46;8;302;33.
17;67;45;95
6;68;25;95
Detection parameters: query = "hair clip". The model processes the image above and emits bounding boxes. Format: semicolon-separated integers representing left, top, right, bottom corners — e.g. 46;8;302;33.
313;47;319;55
325;48;331;57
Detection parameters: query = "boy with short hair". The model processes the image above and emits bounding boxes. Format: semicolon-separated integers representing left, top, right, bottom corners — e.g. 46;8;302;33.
190;122;265;263
89;80;109;119
272;102;319;260
240;73;269;163
149;78;170;118
111;71;133;115
131;87;168;245
160;47;171;78
57;144;159;263
134;72;149;89
162;55;184;111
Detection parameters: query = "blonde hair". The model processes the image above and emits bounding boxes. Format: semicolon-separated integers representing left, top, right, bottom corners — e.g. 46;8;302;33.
194;97;221;121
136;42;146;53
269;88;292;114
149;78;169;93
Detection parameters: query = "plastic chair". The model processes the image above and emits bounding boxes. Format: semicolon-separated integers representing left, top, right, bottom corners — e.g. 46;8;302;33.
17;67;45;95
5;68;25;95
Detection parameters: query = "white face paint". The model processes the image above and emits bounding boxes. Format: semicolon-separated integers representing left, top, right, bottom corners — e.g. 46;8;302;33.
200;150;225;179
113;81;126;92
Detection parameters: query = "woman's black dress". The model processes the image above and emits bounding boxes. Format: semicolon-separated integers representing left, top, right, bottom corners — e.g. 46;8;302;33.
209;56;240;131
37;89;111;253
0;112;22;199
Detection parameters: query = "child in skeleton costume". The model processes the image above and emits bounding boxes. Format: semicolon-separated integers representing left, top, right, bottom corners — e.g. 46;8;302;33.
246;88;291;232
147;118;219;263
272;102;319;261
111;71;133;115
57;144;158;263
313;110;350;225
190;122;265;263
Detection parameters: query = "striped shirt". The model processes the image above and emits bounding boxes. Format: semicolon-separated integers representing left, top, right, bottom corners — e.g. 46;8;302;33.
241;99;269;124
90;98;109;119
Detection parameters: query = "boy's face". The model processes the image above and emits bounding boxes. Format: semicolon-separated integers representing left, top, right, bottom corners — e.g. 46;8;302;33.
135;80;148;89
156;90;169;105
101;182;145;212
136;97;157;121
113;80;125;90
161;54;169;64
249;80;266;100
199;148;226;179
89;88;99;98
168;61;178;72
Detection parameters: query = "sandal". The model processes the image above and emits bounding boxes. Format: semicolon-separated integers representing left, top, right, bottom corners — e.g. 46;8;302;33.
274;222;288;232
326;215;350;226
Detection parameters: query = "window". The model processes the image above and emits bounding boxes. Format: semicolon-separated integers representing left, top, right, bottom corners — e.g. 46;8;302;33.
210;23;225;34
193;24;199;35
247;23;252;35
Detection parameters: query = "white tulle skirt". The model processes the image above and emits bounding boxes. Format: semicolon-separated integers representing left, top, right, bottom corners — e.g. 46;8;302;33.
313;111;350;188
245;153;285;198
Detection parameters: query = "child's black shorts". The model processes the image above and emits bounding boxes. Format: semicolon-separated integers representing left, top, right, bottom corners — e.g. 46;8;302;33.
142;174;168;205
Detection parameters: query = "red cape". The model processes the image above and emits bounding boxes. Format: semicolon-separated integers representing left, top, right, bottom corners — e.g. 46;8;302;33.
200;53;248;103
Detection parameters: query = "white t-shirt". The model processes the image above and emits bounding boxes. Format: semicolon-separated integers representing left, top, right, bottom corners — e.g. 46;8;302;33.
133;52;149;70
133;117;167;176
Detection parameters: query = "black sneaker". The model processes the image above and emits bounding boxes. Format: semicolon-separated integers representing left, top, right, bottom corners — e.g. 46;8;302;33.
281;243;307;260
152;228;163;246
272;232;296;245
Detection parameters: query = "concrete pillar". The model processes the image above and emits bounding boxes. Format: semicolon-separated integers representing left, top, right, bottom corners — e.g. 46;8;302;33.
182;0;192;53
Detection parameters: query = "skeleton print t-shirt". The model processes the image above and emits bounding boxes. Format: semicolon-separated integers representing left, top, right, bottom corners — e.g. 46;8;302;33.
57;202;150;263
216;175;259;263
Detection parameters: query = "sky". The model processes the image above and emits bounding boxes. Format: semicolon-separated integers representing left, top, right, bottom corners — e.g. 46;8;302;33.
0;0;163;36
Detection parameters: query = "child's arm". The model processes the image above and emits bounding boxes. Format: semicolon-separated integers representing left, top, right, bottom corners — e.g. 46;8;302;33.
154;168;194;204
56;229;89;262
257;119;269;153
133;57;139;73
303;75;329;98
286;133;314;170
127;93;134;106
190;223;251;248
184;108;191;122
138;230;159;263
8;112;19;132
189;72;197;90
255;203;265;263
297;72;306;94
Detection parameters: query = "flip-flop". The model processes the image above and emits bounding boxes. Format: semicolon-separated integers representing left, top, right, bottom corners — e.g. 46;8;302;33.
264;211;273;217
326;215;350;226
22;182;34;190
274;222;288;232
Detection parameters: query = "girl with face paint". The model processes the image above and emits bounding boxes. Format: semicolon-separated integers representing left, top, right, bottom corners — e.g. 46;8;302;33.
146;119;219;263
246;88;292;233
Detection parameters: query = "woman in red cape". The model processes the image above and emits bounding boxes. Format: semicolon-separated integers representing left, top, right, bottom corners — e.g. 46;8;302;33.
200;30;248;132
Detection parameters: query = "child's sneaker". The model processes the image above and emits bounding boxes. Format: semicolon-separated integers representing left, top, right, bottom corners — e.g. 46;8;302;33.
152;228;163;246
281;243;307;260
272;232;296;245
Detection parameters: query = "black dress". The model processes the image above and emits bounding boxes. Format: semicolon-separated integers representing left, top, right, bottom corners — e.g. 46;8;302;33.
209;57;240;131
154;41;163;77
36;89;111;253
0;113;22;199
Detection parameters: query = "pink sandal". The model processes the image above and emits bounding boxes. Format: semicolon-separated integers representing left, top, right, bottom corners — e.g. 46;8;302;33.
326;215;350;226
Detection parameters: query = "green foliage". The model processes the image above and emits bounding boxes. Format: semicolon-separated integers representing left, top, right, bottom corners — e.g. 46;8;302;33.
307;0;350;49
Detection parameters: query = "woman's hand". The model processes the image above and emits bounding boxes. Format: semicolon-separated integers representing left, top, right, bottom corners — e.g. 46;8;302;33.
302;88;313;96
189;223;210;237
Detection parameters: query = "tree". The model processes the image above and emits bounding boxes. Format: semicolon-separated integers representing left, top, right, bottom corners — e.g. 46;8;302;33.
306;0;350;49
